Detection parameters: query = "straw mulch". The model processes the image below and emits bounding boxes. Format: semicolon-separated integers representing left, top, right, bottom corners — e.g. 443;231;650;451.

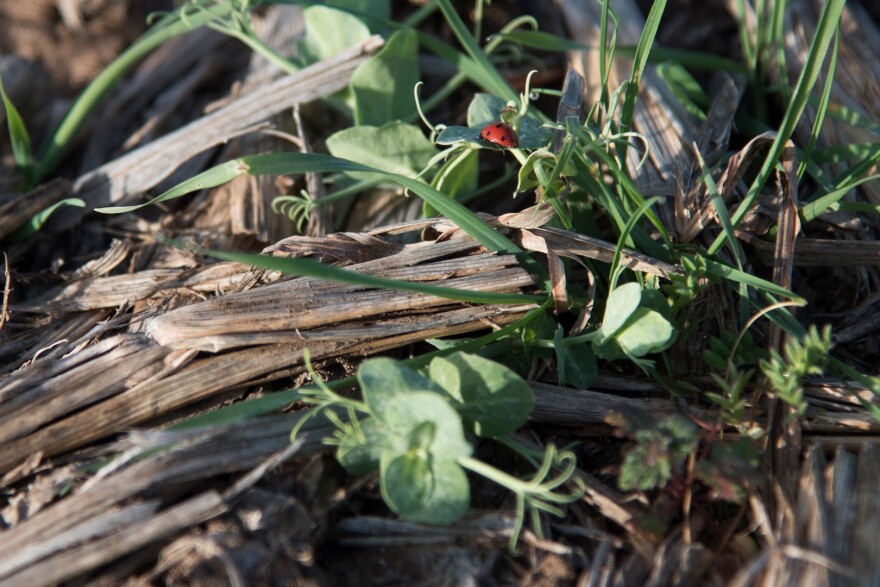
2;0;880;585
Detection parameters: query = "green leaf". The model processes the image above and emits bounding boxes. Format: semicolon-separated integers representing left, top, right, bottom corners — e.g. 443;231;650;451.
325;0;391;24
381;451;432;515
613;307;676;357
300;6;371;63
600;282;642;339
359;358;445;420
428;352;534;437
352;29;419;125
326;122;436;180
337;418;388;476
397;457;470;525
516;149;556;194
561;343;597;389
377;392;473;461
436;125;482;145
0;74;33;182
10;198;86;242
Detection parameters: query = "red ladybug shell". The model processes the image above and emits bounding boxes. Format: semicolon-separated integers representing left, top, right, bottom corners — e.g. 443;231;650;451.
480;122;518;147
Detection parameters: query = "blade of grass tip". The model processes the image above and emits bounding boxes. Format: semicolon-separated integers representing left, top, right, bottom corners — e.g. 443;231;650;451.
35;0;234;180
770;0;790;106
618;0;667;165
598;0;617;108
797;23;839;181
0;75;34;184
700;256;805;303
708;0;845;256
99;151;525;257
830;143;880;192
800;173;880;223
165;237;542;305
10;198;86;243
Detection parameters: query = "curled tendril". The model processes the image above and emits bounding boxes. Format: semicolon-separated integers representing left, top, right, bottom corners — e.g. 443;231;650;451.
414;82;444;140
272;191;317;234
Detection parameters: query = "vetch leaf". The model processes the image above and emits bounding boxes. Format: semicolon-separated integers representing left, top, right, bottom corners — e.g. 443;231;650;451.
428;352;534;437
561;343;597;389
436;125;482;145
613;307;676;357
377;392;473;461
337;418;388;476
300;6;370;63
359;358;444;422
600;282;642;339
400;458;470;525
352;29;419;125
326;122;436;179
381;451;433;516
516;149;557;194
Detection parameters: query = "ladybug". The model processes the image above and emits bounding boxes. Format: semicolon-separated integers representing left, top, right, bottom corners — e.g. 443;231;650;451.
480;122;518;148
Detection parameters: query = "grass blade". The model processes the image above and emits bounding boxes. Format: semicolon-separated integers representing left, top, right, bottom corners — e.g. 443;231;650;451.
708;0;846;255
167;239;542;305
0;75;34;183
618;0;667;163
97;151;524;256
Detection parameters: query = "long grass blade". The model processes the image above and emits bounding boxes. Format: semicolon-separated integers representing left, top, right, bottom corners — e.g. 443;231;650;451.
97;152;524;256
707;0;845;255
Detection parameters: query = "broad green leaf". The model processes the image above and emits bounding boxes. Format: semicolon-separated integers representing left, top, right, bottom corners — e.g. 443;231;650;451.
561;343;597;389
467;93;508;128
381;451;432;516
516;149;556;194
0;75;33;181
600;282;642;339
325;0;391;24
400;457;470;524
326;122;436;180
352;29;419;125
359;358;444;421
337;418;388;475
436;125;482;145
300;6;370;63
377;392;472;461
428;352;534;437
613;307;676;357
638;288;673;321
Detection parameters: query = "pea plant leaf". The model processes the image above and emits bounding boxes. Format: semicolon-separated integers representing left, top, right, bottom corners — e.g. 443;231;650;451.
428;351;534;437
352;29;419;125
326;121;436;180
